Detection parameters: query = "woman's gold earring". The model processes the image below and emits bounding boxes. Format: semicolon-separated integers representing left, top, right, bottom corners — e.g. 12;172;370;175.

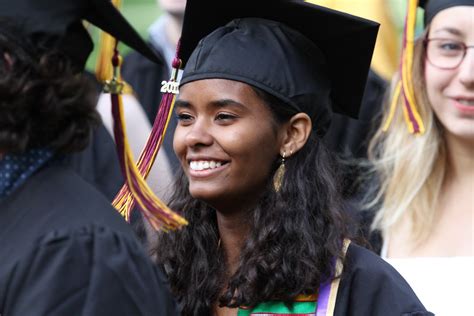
273;152;286;192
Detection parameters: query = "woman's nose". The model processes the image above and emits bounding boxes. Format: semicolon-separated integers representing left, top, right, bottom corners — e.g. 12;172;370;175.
184;118;214;148
459;48;474;88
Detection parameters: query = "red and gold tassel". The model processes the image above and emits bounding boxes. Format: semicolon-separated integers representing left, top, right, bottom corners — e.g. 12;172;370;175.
97;0;186;231
383;0;425;135
104;42;187;231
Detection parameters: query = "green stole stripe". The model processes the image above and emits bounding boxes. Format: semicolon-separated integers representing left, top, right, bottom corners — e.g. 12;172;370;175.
237;301;317;315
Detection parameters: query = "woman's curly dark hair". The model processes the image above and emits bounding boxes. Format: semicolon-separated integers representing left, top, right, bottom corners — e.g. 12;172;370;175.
0;19;100;154
153;86;350;315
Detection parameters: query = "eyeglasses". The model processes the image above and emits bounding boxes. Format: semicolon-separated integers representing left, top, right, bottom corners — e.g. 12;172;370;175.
424;38;474;69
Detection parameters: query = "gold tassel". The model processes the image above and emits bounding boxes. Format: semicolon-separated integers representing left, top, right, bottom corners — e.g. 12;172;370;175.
385;0;425;135
273;152;286;192
95;0;133;94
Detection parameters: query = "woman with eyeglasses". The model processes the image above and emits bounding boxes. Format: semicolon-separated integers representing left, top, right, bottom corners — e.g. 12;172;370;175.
365;0;473;315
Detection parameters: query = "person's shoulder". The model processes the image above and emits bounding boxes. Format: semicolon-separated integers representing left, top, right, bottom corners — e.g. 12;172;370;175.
336;242;433;316
345;242;391;272
3;164;134;237
32;165;118;208
1;225;179;315
345;242;413;282
335;243;432;316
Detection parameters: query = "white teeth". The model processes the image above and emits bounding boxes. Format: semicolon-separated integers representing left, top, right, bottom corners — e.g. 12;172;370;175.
189;160;224;171
458;99;474;106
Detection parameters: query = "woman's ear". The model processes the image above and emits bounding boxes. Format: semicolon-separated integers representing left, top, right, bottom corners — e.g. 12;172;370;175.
279;113;312;155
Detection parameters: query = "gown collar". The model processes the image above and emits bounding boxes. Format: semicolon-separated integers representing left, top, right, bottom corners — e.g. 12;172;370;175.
0;148;54;198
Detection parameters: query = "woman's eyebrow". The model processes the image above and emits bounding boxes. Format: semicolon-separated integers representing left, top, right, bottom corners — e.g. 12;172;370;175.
432;27;464;37
174;99;191;109
208;99;246;110
175;98;247;110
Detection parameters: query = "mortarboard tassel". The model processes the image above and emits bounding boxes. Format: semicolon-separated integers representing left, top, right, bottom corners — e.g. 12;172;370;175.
105;41;187;231
96;0;186;231
383;0;425;134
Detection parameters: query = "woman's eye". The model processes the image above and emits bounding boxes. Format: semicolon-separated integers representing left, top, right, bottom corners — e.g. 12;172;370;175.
215;113;237;121
176;113;194;123
439;41;463;51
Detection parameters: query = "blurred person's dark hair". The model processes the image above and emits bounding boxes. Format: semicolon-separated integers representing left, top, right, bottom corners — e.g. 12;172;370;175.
0;19;100;154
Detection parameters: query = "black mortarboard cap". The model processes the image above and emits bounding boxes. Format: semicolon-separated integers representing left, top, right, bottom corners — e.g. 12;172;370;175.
419;0;474;25
0;0;163;69
178;0;379;134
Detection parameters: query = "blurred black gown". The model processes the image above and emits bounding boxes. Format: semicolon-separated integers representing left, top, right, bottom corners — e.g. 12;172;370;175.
0;164;179;315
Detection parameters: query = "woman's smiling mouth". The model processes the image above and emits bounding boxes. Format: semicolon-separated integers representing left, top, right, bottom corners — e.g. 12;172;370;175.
451;97;474;114
189;160;227;171
187;159;230;177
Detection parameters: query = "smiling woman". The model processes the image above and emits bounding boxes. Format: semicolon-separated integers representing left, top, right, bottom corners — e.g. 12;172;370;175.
424;7;474;138
152;0;433;315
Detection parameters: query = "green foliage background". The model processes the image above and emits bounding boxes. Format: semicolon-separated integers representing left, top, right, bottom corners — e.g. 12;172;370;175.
85;0;162;71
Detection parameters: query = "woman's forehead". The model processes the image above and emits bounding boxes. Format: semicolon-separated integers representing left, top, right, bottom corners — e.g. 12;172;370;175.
430;6;474;38
178;79;261;104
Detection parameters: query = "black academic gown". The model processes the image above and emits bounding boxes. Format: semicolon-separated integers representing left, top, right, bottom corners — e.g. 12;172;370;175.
190;243;431;315
65;124;123;202
334;243;432;315
0;165;179;315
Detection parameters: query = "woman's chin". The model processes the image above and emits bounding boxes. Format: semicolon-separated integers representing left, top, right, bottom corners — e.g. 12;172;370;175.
189;187;220;205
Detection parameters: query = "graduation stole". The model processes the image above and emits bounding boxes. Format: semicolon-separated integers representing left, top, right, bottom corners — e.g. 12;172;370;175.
237;240;351;316
99;0;187;231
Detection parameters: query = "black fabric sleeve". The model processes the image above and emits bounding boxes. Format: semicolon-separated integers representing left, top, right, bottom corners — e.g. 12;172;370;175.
3;225;178;316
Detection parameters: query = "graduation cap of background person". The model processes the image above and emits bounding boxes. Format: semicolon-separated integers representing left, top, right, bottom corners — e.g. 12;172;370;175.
382;0;473;135
177;0;379;135
0;0;163;70
420;0;474;25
